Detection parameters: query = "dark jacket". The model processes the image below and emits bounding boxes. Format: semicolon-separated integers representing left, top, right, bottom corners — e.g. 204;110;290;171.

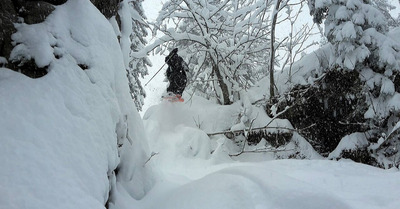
165;49;188;95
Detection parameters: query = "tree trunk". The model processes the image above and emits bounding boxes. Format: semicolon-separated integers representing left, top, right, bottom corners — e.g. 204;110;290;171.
269;0;281;100
213;63;231;105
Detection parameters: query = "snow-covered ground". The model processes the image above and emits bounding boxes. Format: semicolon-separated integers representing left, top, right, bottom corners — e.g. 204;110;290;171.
138;160;400;209
1;1;400;209
133;2;400;207
112;97;400;209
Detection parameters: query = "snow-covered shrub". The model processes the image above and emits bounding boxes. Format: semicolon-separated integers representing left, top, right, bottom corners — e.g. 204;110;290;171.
328;132;378;165
374;124;400;168
341;148;377;164
274;70;368;155
243;129;291;147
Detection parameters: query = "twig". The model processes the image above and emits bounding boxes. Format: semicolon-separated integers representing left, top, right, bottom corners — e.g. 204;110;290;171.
193;115;203;129
125;115;133;145
236;114;258;156
144;152;159;166
386;125;400;141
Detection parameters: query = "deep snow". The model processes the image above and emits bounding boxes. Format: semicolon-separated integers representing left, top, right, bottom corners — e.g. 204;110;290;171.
124;0;400;206
1;0;400;209
1;1;150;208
123;97;400;209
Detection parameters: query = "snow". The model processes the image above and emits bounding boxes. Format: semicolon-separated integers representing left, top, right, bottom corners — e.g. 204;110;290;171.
388;93;400;112
0;56;8;66
142;160;397;209
1;0;150;208
336;6;350;20
2;0;400;209
315;0;332;9
341;22;357;39
114;96;400;209
328;132;369;159
380;78;395;95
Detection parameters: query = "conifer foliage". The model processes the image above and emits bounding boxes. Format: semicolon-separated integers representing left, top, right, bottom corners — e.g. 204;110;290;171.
119;0;151;111
309;0;399;71
306;0;400;167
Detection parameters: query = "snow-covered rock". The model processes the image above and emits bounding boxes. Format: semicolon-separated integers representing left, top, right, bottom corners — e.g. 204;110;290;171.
0;1;151;208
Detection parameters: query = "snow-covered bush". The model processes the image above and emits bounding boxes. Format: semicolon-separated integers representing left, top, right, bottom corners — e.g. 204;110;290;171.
273;70;368;155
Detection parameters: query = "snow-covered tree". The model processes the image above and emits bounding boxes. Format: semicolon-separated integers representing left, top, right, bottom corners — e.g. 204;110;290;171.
307;0;400;167
371;0;399;27
268;0;318;98
310;0;386;70
268;0;283;99
145;0;272;105
119;0;151;111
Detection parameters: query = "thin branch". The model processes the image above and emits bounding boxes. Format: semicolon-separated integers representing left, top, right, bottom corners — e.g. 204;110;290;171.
144;152;159;166
229;148;295;157
207;125;310;137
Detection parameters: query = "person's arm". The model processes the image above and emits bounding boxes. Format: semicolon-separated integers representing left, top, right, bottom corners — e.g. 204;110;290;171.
166;48;178;64
166;66;172;79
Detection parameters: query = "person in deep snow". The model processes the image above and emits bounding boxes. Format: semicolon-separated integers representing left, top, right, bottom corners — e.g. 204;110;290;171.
165;48;188;101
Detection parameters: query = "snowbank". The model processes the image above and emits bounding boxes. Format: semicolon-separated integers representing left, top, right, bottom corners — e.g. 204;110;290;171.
140;99;400;209
0;1;151;208
143;160;393;209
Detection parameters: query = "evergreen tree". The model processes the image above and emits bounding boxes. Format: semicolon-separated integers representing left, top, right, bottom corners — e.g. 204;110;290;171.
308;0;400;167
119;0;151;111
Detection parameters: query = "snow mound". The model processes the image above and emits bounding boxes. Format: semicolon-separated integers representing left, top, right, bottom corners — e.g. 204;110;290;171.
144;96;242;133
138;159;400;209
329;132;369;159
153;165;349;209
1;1;151;208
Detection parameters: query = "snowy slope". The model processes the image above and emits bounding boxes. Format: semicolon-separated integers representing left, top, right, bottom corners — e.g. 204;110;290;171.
0;1;150;208
115;97;400;209
139;160;400;209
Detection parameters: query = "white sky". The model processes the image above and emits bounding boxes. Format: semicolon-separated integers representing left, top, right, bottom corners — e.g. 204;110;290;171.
141;0;168;115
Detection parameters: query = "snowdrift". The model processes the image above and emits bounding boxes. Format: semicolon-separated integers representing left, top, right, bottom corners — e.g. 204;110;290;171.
132;98;400;209
141;160;400;209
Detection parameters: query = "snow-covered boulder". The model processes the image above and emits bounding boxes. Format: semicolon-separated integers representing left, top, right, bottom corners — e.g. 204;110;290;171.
0;1;152;208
